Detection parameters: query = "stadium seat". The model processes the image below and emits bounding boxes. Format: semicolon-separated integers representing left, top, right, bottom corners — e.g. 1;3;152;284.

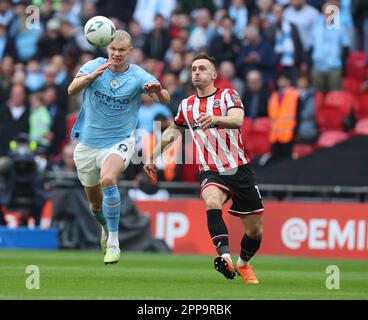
316;91;355;131
252;117;271;133
292;143;315;159
317;131;349;148
346;51;367;80
245;117;271;158
354;118;368;136
315;91;324;110
324;91;354;113
342;77;363;94
354;93;368;120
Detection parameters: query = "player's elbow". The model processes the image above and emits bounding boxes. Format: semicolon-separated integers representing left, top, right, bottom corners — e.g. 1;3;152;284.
68;85;77;96
67;85;74;96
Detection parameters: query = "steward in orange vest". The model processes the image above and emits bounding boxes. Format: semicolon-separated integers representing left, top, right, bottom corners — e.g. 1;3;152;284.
268;84;299;144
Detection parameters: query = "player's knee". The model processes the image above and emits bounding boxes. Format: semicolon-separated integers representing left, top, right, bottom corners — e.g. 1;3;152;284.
204;196;222;210
100;175;116;188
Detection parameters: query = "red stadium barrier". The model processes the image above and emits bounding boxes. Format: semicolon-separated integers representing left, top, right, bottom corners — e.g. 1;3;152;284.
136;200;368;260
5;199;368;259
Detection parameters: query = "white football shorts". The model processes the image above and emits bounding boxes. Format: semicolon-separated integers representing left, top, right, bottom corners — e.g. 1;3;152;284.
73;136;135;187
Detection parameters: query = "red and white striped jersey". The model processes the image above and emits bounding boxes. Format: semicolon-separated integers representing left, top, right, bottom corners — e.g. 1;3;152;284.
174;88;251;173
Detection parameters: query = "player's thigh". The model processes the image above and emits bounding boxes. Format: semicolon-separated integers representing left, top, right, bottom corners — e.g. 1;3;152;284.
240;213;263;238
73;143;100;187
100;153;126;184
201;185;229;210
98;137;135;184
84;185;103;212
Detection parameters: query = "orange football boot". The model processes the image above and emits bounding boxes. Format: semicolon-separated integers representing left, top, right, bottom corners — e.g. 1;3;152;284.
214;256;236;280
236;264;260;284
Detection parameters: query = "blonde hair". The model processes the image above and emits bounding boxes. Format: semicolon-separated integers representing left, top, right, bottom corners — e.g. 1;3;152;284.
111;30;132;47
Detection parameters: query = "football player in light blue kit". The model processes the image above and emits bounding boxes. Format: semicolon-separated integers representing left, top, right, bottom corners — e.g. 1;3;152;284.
68;30;170;264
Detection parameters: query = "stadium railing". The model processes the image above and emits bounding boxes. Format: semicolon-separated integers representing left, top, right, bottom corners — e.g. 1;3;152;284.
46;172;368;202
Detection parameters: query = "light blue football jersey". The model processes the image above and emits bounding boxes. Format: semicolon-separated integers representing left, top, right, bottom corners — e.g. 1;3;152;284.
71;57;158;148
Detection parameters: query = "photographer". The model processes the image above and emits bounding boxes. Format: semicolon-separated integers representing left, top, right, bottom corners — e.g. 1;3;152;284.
0;133;47;227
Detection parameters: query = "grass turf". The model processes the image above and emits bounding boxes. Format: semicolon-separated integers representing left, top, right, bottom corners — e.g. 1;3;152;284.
0;250;367;300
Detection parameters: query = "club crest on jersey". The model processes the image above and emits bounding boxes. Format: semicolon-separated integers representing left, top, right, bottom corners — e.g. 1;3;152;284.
110;79;119;89
230;94;241;105
187;104;193;111
213;100;220;107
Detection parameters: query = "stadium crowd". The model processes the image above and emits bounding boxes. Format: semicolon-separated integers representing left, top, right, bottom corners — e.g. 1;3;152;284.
0;0;367;185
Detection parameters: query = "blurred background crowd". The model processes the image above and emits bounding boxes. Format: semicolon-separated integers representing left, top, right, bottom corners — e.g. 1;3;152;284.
0;0;367;188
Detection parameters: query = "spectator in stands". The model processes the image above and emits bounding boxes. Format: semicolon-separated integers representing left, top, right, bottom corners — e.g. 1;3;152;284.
37;0;58;27
236;25;277;85
257;0;275;25
352;0;368;58
0;0;14;28
0;84;29;156
267;73;299;162
0;55;13;105
133;0;168;34
283;0;320;67
265;3;305;84
79;1;97;26
37;18;65;60
188;8;215;51
208;15;241;64
128;20;146;50
162;72;185;116
53;0;80;27
42;85;66;158
0;21;15;61
138;93;172;134
295;75;319;144
164;37;186;63
311;2;350;93
29;92;52;148
8;2;43;62
228;0;248;40
216;60;245;98
25;59;45;92
43;63;69;114
143;14;171;60
243;70;269;119
59;18;93;70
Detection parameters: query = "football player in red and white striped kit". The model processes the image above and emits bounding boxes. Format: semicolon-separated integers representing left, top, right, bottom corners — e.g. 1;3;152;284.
144;54;264;284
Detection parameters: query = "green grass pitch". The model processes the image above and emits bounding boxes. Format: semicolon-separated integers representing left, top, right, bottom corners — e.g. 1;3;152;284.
0;250;367;300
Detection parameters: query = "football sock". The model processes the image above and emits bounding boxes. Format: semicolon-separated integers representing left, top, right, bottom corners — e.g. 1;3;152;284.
102;185;121;237
207;209;230;256
107;231;119;248
91;211;107;231
240;233;262;262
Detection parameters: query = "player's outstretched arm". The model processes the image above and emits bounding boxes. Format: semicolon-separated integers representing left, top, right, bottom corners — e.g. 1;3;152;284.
68;62;111;96
197;108;244;129
143;122;184;180
144;82;171;105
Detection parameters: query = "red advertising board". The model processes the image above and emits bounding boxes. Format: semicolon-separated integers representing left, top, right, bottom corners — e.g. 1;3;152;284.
136;200;368;260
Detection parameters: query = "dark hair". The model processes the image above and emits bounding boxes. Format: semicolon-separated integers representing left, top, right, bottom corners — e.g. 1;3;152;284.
192;54;217;69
